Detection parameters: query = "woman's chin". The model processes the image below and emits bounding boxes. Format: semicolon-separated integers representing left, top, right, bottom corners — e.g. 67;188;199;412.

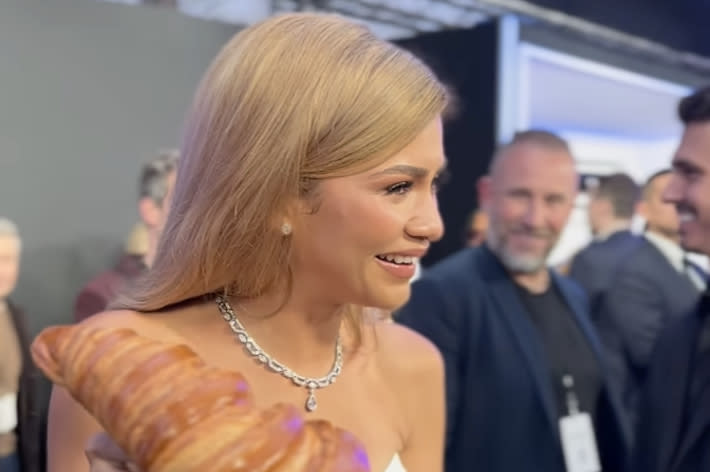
368;287;411;312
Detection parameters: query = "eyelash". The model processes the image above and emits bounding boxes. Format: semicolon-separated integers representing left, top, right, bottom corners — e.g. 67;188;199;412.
386;182;413;195
385;174;447;195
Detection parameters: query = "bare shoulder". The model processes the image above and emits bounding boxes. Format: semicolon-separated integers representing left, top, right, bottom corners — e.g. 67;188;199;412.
372;321;444;381
370;320;445;452
79;309;186;344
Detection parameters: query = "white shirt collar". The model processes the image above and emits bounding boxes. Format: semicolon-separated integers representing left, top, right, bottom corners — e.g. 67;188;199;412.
644;231;685;273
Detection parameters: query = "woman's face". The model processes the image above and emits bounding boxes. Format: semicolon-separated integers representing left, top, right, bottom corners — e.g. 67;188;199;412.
289;117;446;310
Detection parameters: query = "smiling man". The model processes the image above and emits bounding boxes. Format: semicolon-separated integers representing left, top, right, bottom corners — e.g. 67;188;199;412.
633;86;710;472
397;130;628;472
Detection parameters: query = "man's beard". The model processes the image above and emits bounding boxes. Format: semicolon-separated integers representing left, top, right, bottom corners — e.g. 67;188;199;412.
487;226;556;274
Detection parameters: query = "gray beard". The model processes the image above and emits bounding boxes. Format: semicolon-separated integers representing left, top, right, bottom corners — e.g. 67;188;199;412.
487;231;549;274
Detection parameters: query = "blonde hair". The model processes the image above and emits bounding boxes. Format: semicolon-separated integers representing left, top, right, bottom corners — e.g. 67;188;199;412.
115;13;449;334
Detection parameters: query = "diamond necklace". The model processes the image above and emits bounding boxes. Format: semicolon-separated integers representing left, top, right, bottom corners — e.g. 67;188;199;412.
215;295;343;412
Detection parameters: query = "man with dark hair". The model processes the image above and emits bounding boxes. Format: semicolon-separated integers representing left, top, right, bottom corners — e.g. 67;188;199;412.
569;173;640;316
74;149;178;322
398;130;628;472
634;86;710;472
587;173;640;238
596;168;702;434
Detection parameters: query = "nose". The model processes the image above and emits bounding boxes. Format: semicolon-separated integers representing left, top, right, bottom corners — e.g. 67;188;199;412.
406;194;445;243
522;197;545;228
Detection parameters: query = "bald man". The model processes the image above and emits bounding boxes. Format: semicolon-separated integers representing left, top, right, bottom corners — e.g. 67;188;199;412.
398;130;628;472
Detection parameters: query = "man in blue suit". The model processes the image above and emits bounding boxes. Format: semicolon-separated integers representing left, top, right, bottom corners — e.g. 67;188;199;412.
634;86;710;472
569;173;640;318
397;130;628;472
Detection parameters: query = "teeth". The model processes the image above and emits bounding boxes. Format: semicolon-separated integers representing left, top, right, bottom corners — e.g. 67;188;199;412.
379;254;416;265
679;213;695;223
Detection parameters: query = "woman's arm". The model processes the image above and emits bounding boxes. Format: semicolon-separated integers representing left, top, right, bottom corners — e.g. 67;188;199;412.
379;322;446;472
398;344;445;472
47;385;103;472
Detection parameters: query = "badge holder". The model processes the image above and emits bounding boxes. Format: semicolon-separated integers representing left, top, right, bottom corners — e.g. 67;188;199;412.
559;374;601;472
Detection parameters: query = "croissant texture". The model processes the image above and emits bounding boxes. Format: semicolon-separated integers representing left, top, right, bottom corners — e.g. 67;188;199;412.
32;324;371;472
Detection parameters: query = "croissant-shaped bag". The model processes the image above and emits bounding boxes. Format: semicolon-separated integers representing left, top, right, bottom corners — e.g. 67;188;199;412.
32;324;370;472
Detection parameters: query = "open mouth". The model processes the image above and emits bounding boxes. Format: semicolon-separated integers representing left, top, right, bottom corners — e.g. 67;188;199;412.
679;212;696;223
375;254;417;266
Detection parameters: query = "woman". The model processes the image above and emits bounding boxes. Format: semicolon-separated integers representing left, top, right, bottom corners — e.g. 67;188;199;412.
47;12;449;472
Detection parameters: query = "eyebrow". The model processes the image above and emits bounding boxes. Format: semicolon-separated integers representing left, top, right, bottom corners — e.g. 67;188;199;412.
370;162;448;179
673;157;703;173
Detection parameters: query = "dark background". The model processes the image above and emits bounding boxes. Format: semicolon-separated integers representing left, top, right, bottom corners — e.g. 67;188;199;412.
526;0;710;58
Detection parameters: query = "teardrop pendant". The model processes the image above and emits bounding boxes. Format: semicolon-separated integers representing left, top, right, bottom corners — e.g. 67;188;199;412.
305;389;317;412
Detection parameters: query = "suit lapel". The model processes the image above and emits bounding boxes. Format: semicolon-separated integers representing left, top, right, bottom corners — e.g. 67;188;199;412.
672;379;710;471
670;266;702;310
642;238;700;301
478;248;559;437
554;273;632;445
670;306;710;472
658;315;699;472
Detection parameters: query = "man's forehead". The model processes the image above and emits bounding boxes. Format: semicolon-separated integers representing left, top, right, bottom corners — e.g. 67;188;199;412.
501;145;573;170
675;132;710;170
679;121;710;149
496;155;577;183
497;179;575;196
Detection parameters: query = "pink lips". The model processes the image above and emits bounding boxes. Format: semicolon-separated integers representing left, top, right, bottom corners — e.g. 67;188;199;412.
375;257;417;279
374;248;427;280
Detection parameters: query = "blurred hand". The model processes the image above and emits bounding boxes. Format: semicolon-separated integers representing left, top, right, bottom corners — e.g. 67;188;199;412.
85;432;141;472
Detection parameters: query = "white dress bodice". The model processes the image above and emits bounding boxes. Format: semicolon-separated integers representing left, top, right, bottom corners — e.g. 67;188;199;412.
383;454;406;472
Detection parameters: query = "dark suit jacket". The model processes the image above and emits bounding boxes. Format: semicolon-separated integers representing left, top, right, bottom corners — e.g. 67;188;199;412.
74;254;145;322
569;230;639;318
8;301;42;472
397;246;629;472
596;236;700;428
633;292;710;472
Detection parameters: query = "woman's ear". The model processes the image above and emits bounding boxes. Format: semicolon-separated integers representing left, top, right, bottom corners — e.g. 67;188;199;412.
274;198;303;235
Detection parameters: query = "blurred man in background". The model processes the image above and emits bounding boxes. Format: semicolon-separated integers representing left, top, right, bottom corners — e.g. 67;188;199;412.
464;207;488;247
74;149;178;322
0;218;41;472
597;169;703;431
569;172;640;317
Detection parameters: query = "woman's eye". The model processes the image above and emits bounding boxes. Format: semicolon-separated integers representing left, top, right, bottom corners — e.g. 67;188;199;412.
386;181;413;195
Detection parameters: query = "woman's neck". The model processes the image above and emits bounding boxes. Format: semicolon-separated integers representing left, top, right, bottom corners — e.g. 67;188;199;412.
226;291;346;376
